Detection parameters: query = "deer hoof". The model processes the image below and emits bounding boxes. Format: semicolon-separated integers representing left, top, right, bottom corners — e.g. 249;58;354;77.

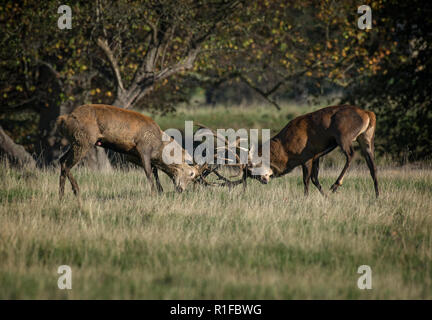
330;183;340;193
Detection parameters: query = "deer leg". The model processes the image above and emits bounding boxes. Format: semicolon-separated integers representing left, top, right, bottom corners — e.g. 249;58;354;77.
59;148;72;199
136;147;156;194
242;165;248;192
59;143;90;199
310;145;337;196
358;133;379;198
302;160;313;196
330;143;354;193
125;153;161;194
195;168;214;186
311;158;326;196
152;166;163;193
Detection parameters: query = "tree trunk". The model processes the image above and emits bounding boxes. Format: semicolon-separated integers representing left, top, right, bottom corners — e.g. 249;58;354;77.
36;101;63;166
81;146;112;172
0;125;36;169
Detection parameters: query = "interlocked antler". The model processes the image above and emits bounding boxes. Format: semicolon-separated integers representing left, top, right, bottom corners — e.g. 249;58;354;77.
193;123;249;189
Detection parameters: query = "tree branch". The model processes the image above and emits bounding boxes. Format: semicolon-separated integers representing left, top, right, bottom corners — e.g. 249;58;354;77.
238;61;326;110
154;47;200;81
159;24;176;69
113;0;244;109
1;96;39;113
36;59;63;87
97;37;125;92
238;74;282;110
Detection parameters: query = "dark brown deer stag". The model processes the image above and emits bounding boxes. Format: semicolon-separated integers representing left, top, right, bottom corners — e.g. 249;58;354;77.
56;104;207;199
242;105;379;197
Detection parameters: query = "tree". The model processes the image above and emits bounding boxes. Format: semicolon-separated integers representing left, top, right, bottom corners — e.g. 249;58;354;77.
343;0;432;161
94;0;243;109
3;0;425;165
0;0;244;166
0;125;36;168
1;1;102;166
191;0;391;109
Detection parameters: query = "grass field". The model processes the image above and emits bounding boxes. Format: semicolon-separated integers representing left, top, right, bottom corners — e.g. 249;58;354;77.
150;103;320;134
1;162;431;299
1;104;431;299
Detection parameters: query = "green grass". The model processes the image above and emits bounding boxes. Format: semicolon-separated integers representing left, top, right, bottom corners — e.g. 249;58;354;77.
1;161;432;299
147;103;320;135
1;103;431;299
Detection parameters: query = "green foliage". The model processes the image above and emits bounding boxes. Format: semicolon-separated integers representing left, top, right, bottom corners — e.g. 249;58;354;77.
0;0;429;161
343;1;432;161
195;0;391;104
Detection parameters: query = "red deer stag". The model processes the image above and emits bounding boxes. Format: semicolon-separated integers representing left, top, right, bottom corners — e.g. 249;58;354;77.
244;105;379;197
56;104;207;199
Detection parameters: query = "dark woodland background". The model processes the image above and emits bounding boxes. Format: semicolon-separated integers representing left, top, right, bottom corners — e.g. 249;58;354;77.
1;0;431;170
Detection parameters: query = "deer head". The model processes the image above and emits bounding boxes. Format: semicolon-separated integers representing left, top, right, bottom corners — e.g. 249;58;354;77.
159;132;208;192
246;144;274;184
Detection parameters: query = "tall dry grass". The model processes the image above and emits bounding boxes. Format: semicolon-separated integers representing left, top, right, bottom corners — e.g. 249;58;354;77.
1;159;431;299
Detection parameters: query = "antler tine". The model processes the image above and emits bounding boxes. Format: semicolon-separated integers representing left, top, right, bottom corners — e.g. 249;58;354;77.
213;170;236;182
230;137;248;145
215;168;247;186
216;157;236;162
194;122;229;145
195;122;249;168
198;169;245;188
215;147;242;165
197;162;209;176
197;176;221;187
229;165;246;178
196;124;241;165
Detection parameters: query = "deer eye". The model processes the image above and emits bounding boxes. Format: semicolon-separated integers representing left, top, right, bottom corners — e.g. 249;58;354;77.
190;171;195;177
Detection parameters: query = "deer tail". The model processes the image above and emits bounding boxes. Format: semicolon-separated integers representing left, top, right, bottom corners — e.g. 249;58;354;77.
366;111;376;130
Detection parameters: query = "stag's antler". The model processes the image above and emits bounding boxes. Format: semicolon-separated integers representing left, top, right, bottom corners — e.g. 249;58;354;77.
193;123;249;189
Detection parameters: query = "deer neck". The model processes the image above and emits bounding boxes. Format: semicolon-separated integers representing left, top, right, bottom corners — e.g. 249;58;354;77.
267;138;290;176
154;136;193;178
154;159;175;177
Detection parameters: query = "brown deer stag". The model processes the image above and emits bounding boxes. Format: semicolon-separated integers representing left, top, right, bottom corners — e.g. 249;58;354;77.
56;104;207;199
245;105;379;197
